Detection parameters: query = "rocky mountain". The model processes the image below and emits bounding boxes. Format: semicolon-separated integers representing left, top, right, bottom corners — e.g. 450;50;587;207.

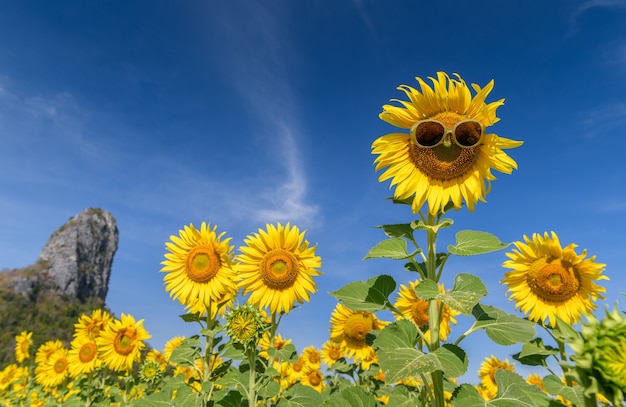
0;208;118;364
7;208;118;302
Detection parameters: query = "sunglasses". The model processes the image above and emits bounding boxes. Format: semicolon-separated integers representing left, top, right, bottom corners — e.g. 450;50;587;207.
410;119;484;148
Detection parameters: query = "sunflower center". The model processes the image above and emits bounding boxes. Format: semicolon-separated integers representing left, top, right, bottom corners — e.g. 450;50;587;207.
185;245;221;283
53;357;67;374
328;347;342;361
527;257;581;302
308;370;322;386
292;360;304;373
410;299;430;327
344;313;373;345
408;112;480;181
79;342;97;363
260;249;299;289
114;329;136;356
308;351;320;364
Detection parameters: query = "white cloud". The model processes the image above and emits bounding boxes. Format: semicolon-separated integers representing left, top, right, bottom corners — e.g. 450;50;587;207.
197;2;320;228
570;0;626;31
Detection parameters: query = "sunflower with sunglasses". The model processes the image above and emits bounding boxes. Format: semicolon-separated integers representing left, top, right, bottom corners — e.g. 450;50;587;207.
372;72;523;215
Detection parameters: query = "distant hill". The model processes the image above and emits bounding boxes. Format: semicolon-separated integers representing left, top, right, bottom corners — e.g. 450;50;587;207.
0;208;118;365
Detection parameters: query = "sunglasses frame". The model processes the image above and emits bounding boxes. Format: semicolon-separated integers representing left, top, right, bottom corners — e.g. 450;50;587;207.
410;119;485;148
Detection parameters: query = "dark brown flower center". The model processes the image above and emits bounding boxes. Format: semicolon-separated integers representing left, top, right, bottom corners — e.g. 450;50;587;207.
527;257;581;302
408;112;480;181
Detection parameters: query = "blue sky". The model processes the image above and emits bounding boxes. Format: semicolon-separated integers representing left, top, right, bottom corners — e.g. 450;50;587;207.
1;0;626;382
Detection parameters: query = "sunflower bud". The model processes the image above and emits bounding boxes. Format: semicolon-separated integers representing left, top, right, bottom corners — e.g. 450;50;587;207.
225;304;268;350
570;305;626;405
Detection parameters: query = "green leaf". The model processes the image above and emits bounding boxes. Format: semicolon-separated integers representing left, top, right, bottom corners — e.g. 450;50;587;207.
542;375;585;406
452;371;562;406
412;274;487;315
376;224;415;240
277;383;324;407
335;386;377;407
375;321;467;381
448;230;510;256
168;337;201;366
412;278;439;300
179;312;202;323
329;275;396;312
513;338;559;366
268;343;298;363
471;304;536;345
364;238;411;260
442;274;488;315
410;218;454;232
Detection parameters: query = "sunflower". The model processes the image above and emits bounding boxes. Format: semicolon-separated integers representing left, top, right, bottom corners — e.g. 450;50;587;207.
301;346;321;369
329;303;388;361
394;280;459;342
237;222;322;315
372;72;523;215
478;355;516;400
321;340;344;367
67;334;101;377
502;232;608;327
35;348;69;388
300;365;325;393
97;313;151;372
74;309;112;339
14;331;32;363
161;222;237;315
163;336;186;364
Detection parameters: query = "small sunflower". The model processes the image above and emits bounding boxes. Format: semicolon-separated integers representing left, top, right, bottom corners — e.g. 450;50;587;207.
14;331;32;363
372;72;523;215
163;336;185;364
300;365;325;393
301;346;321;369
321;340;344;367
394;280;459;342
161;222;237;315
478;355;516;400
502;232;608;327
236;222;322;315
97;313;151;372
35;348;69;388
145;349;168;372
74;309;112;339
68;334;101;377
329;303;388;361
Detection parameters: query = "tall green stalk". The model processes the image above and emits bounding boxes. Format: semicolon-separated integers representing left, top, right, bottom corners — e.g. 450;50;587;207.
425;213;444;407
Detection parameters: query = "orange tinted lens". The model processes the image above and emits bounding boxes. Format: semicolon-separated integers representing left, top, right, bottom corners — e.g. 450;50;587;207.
414;121;445;147
454;121;482;146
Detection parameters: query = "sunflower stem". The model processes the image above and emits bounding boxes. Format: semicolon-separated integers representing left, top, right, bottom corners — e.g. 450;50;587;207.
247;347;257;407
425;213;444;407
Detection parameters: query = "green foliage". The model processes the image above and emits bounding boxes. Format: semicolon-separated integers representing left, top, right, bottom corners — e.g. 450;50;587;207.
0;262;106;365
448;230;510;256
329;275;396;312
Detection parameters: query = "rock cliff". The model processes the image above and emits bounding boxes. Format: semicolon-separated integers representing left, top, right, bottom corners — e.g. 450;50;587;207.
4;208;118;302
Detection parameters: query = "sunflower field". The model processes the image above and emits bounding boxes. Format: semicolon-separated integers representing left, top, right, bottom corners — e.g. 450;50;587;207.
1;72;624;407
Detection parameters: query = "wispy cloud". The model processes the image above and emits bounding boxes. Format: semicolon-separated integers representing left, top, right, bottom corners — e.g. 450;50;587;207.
570;0;626;31
198;2;320;228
